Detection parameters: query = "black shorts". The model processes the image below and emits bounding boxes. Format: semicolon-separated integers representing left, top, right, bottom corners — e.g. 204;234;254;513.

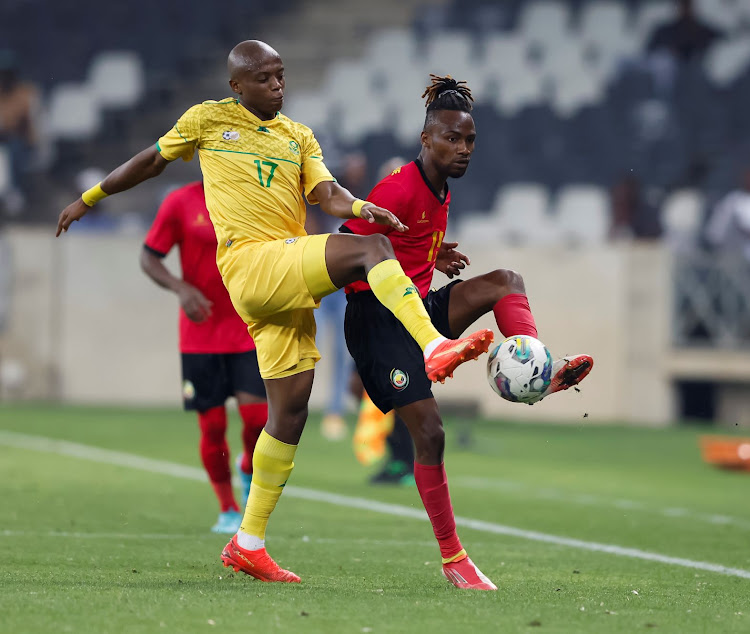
344;281;460;414
180;350;265;412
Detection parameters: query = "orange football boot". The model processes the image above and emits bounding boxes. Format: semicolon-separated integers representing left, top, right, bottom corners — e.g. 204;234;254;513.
221;535;300;583
442;554;497;591
425;329;494;383
539;354;594;400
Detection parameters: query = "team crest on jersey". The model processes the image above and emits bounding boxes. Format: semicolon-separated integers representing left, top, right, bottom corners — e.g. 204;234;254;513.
222;130;240;141
285;237;299;244
289;140;300;155
390;368;409;391
182;380;196;400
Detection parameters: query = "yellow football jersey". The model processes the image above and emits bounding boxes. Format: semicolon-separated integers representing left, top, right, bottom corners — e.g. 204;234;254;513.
156;98;334;274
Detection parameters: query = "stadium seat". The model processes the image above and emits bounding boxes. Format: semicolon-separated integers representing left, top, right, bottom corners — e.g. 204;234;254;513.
482;34;529;77
392;96;430;146
456;212;505;246
363;28;418;76
578;1;631;41
552;184;611;245
704;37;750;87
543;42;604;116
694;0;744;32
281;92;332;132
379;63;429;110
518;0;571;48
577;1;638;78
490;183;557;244
423;31;487;100
492;70;545;115
324;60;376;109
661;188;706;251
424;31;473;71
633;1;675;41
48;84;101;140
339;100;386;145
88;51;144;109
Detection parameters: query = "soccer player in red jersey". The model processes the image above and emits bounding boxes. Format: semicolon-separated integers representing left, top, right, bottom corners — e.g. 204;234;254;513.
141;181;267;534
342;76;593;590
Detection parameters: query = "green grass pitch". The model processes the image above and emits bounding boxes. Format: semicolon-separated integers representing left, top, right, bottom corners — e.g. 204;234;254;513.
1;403;749;633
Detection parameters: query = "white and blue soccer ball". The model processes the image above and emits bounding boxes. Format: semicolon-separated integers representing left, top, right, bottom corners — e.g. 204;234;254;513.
487;335;553;404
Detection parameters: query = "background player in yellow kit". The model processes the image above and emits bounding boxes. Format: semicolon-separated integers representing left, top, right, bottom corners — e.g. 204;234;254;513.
56;40;493;584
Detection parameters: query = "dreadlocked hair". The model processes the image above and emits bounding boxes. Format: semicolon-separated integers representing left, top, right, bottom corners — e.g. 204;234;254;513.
422;74;474;112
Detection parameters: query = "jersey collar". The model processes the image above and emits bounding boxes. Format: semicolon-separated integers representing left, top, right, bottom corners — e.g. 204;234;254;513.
414;158;448;205
235;100;280;125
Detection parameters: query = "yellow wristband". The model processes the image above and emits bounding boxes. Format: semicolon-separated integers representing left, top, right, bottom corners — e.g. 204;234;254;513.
81;182;109;207
352;199;366;218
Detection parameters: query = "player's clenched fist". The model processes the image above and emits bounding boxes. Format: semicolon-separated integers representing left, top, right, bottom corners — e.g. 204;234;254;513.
359;203;409;232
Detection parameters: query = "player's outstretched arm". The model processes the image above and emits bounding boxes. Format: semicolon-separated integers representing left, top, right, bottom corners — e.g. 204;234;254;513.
56;146;170;236
311;181;408;232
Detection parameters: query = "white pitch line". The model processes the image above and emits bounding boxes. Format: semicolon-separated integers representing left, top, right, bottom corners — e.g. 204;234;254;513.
2;429;749;581
454;475;750;531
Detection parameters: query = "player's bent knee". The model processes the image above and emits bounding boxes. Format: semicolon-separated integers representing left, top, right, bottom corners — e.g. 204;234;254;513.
365;233;395;260
489;268;525;294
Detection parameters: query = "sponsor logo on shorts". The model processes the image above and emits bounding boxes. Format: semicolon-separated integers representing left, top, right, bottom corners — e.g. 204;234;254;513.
285;237;298;244
390;368;409;391
182;380;196;400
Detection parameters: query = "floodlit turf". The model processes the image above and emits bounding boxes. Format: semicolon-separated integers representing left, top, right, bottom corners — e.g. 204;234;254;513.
1;404;750;633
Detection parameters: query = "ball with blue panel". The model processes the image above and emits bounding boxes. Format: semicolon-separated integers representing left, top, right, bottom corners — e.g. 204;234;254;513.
487;335;553;404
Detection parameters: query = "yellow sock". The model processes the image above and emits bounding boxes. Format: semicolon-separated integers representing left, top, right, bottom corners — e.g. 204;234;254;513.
239;430;297;541
367;259;442;351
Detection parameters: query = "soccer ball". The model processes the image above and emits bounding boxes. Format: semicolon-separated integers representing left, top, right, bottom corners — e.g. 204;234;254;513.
487;335;553;404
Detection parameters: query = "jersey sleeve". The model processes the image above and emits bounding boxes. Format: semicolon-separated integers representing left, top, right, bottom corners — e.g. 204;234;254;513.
300;128;335;204
143;189;183;256
341;179;407;236
156;104;202;162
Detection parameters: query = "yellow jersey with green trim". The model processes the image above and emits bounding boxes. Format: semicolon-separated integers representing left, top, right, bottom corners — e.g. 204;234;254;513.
156;98;334;270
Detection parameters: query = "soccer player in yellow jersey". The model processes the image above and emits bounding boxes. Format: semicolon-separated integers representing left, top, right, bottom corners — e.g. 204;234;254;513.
56;40;493;583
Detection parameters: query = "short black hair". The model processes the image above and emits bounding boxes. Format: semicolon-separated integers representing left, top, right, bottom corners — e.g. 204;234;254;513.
422;74;474;129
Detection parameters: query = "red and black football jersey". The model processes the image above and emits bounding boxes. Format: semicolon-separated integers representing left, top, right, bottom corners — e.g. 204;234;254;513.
343;159;449;298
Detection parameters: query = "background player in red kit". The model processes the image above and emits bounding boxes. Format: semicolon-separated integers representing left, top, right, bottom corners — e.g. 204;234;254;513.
342;75;593;590
141;181;267;534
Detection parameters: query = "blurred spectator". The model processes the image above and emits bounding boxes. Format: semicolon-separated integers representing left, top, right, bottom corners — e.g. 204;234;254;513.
643;0;723;98
704;167;750;261
647;0;722;62
310;152;368;441
0;50;39;210
609;174;662;240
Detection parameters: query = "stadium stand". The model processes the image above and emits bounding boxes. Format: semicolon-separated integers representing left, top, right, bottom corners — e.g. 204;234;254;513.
2;0;750;244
